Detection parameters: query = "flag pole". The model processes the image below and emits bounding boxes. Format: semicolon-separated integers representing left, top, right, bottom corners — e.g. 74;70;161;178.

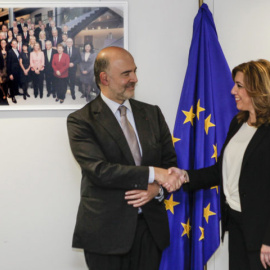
198;1;206;269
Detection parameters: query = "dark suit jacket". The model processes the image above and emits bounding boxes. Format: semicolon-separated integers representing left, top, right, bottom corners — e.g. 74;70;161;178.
64;46;80;73
7;49;20;76
187;116;270;251
43;48;57;76
22;32;29;44
50;36;63;48
67;96;177;254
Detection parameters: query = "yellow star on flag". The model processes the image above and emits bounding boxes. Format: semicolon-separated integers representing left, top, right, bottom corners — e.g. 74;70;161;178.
211;186;219;194
181;218;191;238
199;226;204;241
204;203;216;223
196;99;205;120
164;194;180;214
211;144;218;162
172;135;181;147
204;114;215;134
182;106;196;126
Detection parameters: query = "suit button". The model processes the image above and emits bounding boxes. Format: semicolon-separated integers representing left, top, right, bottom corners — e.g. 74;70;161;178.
134;184;138;188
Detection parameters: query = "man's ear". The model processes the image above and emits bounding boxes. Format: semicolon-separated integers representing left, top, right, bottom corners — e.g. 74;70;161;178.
100;72;109;86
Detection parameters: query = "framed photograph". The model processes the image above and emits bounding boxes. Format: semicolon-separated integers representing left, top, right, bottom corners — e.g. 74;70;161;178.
0;1;128;110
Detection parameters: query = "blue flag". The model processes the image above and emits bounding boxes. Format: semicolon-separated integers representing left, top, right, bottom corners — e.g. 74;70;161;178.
159;4;238;270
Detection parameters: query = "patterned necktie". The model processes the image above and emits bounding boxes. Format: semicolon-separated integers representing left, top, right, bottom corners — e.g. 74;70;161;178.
118;106;141;165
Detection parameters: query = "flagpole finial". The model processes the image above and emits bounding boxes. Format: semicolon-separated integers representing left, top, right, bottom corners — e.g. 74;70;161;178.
199;0;203;8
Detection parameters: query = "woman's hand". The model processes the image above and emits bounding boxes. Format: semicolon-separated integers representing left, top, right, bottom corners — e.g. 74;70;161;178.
261;244;270;269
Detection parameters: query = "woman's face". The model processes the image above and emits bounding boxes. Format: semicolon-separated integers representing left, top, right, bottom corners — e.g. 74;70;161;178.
22;45;28;52
34;43;40;51
30;37;36;45
57;46;63;54
85;44;91;52
231;71;254;113
1;40;6;49
8;30;13;37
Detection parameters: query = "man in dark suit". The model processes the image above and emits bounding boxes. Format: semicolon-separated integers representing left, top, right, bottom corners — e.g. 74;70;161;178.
17;18;27;33
50;29;62;50
64;38;80;99
62;25;71;38
22;26;29;44
7;39;20;103
43;40;57;97
67;47;181;270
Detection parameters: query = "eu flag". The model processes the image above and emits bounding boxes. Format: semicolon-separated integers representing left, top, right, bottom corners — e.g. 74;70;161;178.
159;4;238;270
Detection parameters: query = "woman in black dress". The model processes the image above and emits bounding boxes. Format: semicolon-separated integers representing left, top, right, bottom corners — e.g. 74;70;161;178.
19;44;31;100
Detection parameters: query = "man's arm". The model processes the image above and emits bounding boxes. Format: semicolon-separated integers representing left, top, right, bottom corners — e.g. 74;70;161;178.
67;113;149;191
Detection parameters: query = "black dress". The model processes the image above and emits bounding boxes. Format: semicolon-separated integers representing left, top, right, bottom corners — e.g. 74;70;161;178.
20;51;30;96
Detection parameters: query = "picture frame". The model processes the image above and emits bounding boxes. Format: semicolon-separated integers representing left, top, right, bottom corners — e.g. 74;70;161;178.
0;1;128;110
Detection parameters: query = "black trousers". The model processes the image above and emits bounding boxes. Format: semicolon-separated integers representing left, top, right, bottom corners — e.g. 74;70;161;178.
32;71;44;97
55;77;67;100
67;68;76;96
228;207;267;270
45;72;55;95
8;75;19;97
84;214;161;270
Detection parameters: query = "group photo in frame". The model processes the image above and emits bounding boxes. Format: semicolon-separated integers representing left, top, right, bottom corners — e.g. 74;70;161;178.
0;2;128;110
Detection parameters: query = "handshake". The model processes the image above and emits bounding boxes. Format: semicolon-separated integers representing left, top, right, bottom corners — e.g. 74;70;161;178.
154;167;189;193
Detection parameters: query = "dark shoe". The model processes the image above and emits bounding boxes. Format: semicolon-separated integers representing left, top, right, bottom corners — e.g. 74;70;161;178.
53;94;56;98
60;99;64;104
23;95;26;100
12;97;17;103
47;93;50;97
34;95;37;98
26;93;30;97
72;95;76;100
40;95;43;99
55;98;59;102
80;94;85;98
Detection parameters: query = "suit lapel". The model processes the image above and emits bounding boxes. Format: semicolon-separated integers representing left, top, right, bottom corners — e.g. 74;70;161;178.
92;96;135;165
242;124;269;168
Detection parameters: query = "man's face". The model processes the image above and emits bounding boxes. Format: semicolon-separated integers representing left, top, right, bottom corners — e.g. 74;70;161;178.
13;27;18;34
23;26;28;32
2;25;7;32
52;30;57;37
45;42;52;50
104;54;138;104
11;40;18;49
66;40;73;48
17;36;22;42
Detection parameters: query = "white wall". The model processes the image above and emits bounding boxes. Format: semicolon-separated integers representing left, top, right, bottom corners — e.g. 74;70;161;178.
1;0;269;269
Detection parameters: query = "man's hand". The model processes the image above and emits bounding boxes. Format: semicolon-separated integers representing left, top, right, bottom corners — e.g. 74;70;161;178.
125;182;160;208
261;244;270;269
163;167;189;192
154;167;182;192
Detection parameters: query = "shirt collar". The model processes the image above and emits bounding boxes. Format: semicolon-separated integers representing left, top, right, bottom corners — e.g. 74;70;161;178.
100;92;132;115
